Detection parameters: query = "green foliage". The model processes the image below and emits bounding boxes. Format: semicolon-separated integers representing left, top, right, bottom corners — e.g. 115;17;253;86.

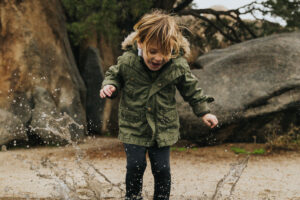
171;147;187;152
119;0;153;21
62;0;120;45
230;147;266;155
61;0;153;45
252;148;266;154
262;0;300;30
230;147;248;154
177;147;187;152
170;147;198;151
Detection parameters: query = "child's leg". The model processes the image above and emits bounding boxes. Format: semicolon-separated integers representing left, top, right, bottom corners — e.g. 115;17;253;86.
148;145;171;200
124;143;147;200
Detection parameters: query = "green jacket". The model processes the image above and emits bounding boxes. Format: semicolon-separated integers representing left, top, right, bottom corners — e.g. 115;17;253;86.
102;33;214;147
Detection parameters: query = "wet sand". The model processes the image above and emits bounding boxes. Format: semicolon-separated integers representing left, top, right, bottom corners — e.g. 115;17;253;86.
0;137;300;200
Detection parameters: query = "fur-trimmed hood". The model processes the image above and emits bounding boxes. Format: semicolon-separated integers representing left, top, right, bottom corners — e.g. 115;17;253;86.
121;32;191;58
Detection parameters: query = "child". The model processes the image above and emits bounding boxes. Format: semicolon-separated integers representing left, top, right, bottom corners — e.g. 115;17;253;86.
100;10;218;200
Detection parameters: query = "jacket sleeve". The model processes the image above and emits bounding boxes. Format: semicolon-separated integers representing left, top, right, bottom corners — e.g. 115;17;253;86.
176;67;214;117
101;61;123;98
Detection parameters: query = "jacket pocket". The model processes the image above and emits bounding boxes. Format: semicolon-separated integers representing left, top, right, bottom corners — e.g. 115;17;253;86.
120;109;141;123
158;109;177;124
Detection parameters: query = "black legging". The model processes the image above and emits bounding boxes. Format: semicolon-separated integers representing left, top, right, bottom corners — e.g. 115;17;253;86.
124;143;171;200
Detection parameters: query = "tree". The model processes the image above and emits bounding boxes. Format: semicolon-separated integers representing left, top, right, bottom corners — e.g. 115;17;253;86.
61;0;152;46
262;0;300;30
62;0;300;61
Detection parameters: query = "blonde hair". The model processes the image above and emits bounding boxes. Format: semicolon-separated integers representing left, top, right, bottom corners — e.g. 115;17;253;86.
133;10;185;59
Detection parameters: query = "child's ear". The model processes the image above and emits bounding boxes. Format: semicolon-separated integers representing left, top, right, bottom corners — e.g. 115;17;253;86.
137;41;142;49
137;42;143;57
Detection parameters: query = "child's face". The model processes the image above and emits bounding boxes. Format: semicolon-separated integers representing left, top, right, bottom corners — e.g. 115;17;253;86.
138;42;170;71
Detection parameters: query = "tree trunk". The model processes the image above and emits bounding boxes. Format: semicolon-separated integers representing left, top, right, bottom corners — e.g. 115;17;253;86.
98;35;120;134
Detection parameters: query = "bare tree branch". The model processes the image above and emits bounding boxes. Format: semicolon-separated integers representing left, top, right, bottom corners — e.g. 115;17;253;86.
235;14;257;38
173;0;193;12
183;8;239;17
178;9;241;42
215;14;241;41
177;4;261;43
163;0;279;43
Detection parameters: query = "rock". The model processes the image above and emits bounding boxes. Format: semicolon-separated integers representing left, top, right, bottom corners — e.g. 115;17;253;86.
30;87;84;144
178;32;300;144
0;0;86;145
80;47;105;134
0;109;28;146
1;145;7;151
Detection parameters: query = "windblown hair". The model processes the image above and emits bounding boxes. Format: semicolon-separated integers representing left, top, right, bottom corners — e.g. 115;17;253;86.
133;10;186;59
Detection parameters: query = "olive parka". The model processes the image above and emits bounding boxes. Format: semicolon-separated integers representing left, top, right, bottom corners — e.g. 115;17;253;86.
101;32;214;147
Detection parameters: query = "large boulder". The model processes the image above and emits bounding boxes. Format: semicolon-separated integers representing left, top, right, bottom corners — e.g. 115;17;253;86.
0;109;28;145
178;32;300;144
0;0;86;145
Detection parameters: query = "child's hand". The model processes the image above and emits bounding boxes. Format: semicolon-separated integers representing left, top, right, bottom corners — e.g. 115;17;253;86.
202;113;218;128
100;85;116;98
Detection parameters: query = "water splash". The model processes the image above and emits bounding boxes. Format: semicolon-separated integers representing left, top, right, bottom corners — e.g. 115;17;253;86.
212;155;250;200
30;112;83;143
11;114;125;200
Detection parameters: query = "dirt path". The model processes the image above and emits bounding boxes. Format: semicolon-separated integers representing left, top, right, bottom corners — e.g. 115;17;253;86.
0;137;300;200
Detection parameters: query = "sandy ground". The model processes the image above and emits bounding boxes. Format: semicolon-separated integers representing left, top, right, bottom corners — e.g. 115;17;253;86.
0;137;300;200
